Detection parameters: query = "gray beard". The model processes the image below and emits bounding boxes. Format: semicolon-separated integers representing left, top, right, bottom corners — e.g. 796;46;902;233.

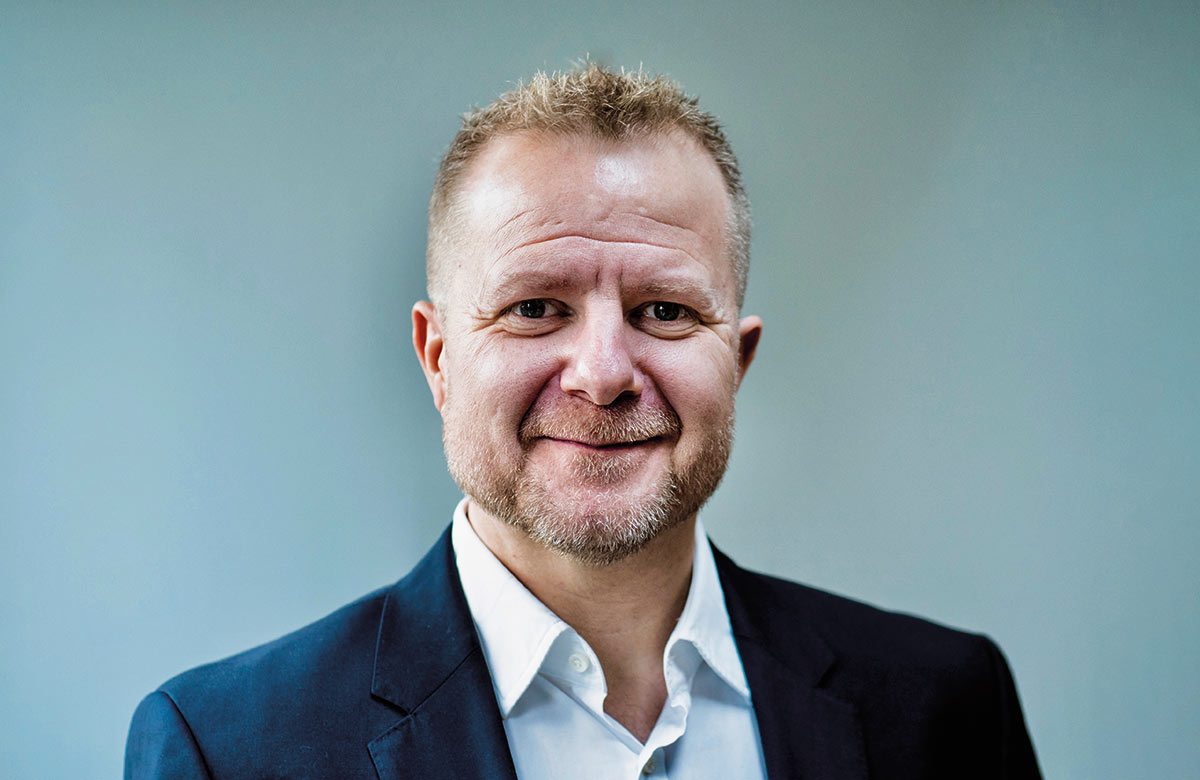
443;395;734;566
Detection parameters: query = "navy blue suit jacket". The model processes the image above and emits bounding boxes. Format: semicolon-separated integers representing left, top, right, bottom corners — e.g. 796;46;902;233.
126;528;1041;778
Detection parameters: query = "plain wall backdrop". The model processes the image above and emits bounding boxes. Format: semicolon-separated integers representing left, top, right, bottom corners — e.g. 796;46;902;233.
2;1;1197;777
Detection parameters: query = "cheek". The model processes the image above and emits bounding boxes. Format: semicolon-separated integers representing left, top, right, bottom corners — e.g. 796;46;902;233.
645;340;740;423
447;340;561;424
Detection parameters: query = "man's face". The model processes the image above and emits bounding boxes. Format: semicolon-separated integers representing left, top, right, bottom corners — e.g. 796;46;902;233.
414;131;760;564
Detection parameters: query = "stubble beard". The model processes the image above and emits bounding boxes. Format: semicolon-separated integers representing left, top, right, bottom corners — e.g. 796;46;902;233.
443;394;735;566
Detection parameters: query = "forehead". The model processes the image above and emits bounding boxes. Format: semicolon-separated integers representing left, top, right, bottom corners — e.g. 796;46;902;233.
448;130;734;299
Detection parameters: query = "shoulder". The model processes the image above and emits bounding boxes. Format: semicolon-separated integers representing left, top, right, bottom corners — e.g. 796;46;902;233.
129;584;400;779
126;528;475;779
714;548;1042;776
713;544;1010;697
160;584;391;711
755;567;985;654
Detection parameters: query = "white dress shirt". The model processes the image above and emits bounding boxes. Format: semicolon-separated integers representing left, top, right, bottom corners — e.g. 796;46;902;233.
450;498;768;780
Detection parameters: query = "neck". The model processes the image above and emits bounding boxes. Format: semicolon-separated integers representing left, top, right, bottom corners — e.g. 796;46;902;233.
467;500;695;742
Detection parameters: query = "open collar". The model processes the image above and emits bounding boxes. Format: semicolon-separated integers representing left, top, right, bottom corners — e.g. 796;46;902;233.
453;499;751;715
450;498;571;716
364;521;868;780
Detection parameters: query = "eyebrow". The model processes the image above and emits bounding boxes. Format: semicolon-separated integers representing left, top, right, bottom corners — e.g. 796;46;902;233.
482;270;722;313
484;271;581;303
633;279;722;311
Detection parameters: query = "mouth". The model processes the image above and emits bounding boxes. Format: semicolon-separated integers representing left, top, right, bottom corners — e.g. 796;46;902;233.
541;436;662;452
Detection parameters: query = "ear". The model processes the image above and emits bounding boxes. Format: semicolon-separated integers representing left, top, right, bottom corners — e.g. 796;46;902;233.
412;301;447;412
735;315;762;390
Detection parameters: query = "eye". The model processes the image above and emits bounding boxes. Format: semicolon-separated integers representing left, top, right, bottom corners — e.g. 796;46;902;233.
501;299;567;333
634;301;696;333
512;299;558;319
648;302;683;321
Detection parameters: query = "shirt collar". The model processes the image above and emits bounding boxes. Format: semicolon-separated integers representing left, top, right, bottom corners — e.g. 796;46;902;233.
451;497;751;716
667;517;752;703
451;498;569;715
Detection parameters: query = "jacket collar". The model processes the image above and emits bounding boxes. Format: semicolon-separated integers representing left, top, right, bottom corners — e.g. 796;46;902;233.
365;526;866;780
367;527;518;780
713;543;869;780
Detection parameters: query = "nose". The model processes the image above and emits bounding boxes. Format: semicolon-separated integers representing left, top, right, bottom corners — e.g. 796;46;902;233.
558;306;643;406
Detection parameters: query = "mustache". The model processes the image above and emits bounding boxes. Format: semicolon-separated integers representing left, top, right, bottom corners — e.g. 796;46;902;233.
519;396;680;446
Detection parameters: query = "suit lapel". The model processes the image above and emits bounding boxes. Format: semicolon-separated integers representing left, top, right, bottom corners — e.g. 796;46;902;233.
714;545;868;780
362;528;867;779
367;529;518;780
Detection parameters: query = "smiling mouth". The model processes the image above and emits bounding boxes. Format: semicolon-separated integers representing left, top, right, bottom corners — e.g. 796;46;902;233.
543;436;661;451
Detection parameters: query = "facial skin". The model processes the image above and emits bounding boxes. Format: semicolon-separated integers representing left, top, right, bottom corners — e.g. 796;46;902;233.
413;130;761;565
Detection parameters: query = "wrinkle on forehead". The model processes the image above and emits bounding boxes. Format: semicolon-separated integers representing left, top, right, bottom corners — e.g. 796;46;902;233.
622;209;693;234
498;220;708;261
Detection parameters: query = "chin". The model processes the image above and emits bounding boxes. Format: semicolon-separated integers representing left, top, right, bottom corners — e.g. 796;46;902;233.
503;468;687;566
447;427;731;566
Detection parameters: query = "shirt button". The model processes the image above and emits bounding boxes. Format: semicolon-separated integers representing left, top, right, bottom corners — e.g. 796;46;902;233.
642;756;655;775
567;652;590;673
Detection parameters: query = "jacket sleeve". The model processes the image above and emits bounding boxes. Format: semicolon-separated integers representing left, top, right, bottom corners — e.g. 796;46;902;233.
125;691;214;780
982;637;1043;779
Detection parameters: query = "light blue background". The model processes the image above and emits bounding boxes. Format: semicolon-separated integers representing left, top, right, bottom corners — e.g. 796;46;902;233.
2;2;1197;777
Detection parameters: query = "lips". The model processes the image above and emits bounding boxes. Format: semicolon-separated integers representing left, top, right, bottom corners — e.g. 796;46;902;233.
543;436;661;450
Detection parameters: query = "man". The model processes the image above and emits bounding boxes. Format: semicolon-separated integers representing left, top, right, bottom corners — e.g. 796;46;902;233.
126;65;1041;779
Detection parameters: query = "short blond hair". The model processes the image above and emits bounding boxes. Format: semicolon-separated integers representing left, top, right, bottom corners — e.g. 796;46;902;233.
426;64;751;309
